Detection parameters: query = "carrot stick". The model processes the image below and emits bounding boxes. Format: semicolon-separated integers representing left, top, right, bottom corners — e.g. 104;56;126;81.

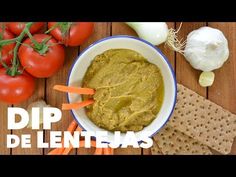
108;148;114;155
94;148;103;155
48;122;98;155
48;120;79;155
57;120;79;154
75;125;83;132
90;140;96;147
67;120;78;132
62;140;96;155
62;145;74;155
61;127;84;155
103;147;114;155
78;140;96;148
53;85;95;95
62;99;94;110
79;140;85;147
48;148;61;155
76;140;96;155
57;147;65;154
103;148;109;155
104;148;112;155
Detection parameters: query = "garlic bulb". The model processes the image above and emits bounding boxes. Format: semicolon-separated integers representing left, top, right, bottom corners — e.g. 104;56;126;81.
184;26;229;72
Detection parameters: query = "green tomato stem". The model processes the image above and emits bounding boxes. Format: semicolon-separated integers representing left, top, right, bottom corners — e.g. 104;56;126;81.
0;23;6;41
0;22;35;76
45;23;59;34
24;27;41;48
57;22;73;44
0;38;18;46
25;26;51;55
9;22;33;76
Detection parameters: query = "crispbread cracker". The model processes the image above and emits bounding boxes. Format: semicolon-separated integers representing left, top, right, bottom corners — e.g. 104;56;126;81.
151;140;163;155
168;84;236;154
153;125;212;155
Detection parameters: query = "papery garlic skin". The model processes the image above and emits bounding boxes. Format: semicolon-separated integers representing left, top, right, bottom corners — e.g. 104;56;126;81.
184;27;229;72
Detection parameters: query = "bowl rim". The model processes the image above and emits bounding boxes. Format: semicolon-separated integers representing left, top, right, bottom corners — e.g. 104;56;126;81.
66;35;177;142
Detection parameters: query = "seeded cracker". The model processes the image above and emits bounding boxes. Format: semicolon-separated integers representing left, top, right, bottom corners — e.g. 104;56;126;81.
168;84;236;154
151;140;163;155
153;125;212;155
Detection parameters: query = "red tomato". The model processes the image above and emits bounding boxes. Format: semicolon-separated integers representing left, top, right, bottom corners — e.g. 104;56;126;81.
18;34;65;78
48;22;94;46
0;68;35;104
0;27;16;67
7;22;44;35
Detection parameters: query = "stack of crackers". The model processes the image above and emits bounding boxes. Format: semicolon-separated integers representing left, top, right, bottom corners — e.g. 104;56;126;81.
151;84;236;155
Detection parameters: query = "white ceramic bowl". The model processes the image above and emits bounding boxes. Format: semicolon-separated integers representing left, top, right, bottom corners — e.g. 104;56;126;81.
67;35;177;144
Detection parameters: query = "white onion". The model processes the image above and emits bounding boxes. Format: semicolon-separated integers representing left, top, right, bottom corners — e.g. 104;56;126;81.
126;22;169;45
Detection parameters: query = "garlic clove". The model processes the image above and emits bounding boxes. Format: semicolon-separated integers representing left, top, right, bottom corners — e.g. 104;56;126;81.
199;71;215;87
27;100;51;129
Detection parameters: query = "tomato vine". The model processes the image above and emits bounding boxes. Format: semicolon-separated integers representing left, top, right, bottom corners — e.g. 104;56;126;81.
0;22;34;76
